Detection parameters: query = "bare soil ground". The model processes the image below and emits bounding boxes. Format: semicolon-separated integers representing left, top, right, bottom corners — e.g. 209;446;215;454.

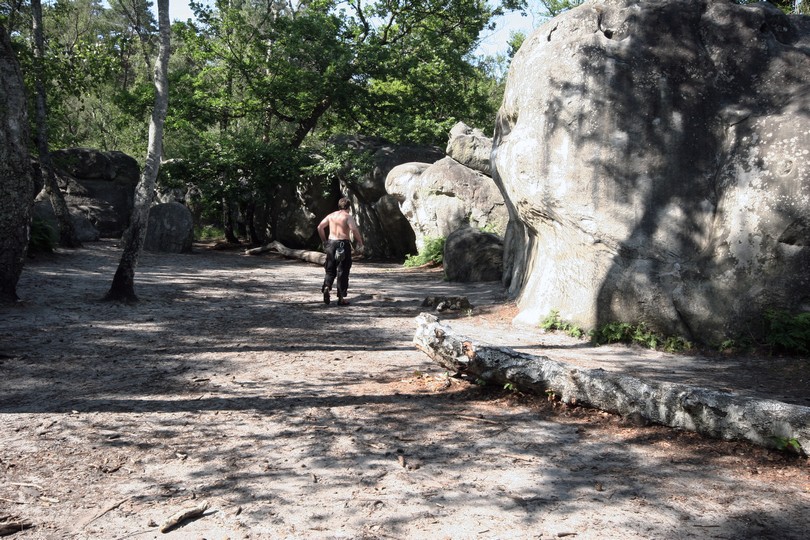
1;240;808;540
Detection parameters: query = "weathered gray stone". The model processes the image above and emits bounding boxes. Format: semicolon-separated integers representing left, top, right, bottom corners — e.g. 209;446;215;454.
492;0;810;343
444;227;503;282
421;296;473;312
144;202;194;253
45;148;140;238
446;121;492;176
386;157;508;251
414;313;810;452
32;199;100;243
51;148;139;184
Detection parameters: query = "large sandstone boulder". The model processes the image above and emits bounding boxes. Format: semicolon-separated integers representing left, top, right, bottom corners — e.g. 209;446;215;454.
492;0;810;343
50;148;139;237
446;121;492;176
386;156;508;251
144;202;194;253
443;227;503;283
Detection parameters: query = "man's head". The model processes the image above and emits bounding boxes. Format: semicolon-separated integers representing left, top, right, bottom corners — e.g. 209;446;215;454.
338;197;350;210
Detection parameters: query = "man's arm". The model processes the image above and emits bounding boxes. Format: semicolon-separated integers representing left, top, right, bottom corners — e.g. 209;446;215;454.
317;216;329;245
348;216;363;248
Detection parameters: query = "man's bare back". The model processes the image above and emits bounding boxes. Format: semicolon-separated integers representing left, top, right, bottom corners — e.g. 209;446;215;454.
318;210;363;247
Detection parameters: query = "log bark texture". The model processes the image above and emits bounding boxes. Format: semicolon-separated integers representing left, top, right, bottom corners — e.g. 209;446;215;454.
245;240;326;265
159;501;209;533
413;313;810;452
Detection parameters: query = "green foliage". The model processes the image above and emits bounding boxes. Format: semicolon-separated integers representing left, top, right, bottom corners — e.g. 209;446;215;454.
539;310;585;339
404;237;446;267
661;336;693;354
302;141;375;195
764;310;810;354
506;31;525;59
772;436;803;455
195;224;225;241
541;311;695;352
28;217;56;254
478;223;499;234
591;320;692;352
735;0;810;15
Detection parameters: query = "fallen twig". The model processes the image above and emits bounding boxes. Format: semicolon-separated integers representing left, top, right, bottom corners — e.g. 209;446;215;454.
80;497;130;529
159;501;209;533
0;517;34;536
453;414;500;425
9;482;42;490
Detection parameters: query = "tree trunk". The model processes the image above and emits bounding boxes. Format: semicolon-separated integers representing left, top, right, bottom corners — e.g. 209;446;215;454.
413;313;810;452
222;196;240;244
0;23;34;303
32;0;81;249
245;241;326;265
244;200;258;245
104;0;170;302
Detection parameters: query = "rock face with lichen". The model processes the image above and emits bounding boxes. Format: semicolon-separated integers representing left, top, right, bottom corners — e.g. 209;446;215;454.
492;0;810;343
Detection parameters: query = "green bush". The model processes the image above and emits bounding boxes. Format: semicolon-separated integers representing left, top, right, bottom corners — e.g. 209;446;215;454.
404;237;445;267
195;225;225;241
28;218;56;254
764;310;810;354
590;320;692;352
540;309;585;338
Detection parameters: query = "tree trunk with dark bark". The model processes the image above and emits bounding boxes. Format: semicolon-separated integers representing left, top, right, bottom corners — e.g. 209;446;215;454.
104;0;171;302
0;23;34;303
222;196;240;244
32;0;81;249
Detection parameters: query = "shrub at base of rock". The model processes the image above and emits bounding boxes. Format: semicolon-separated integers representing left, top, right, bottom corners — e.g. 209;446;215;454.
144;202;194;253
443;227;504;283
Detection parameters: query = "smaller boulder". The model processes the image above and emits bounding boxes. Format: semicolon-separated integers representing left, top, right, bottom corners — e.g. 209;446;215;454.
31;199;100;243
144;202;194;253
443;227;503;282
421;296;472;312
446;122;492;176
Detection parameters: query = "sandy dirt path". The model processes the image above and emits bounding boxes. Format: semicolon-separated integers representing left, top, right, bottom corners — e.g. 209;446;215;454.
1;240;808;539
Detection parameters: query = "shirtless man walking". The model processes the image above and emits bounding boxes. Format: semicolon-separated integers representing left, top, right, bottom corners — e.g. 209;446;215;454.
317;197;364;305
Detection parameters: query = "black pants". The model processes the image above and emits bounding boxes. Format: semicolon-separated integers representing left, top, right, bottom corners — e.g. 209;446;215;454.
323;239;352;298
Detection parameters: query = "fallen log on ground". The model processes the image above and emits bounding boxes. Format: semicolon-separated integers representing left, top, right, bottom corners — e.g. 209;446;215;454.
245;240;325;265
0;517;33;536
160;501;209;533
413;312;810;453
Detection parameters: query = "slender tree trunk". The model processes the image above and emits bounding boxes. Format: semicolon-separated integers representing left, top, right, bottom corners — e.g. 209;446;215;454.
0;23;34;303
105;0;171;302
222;196;239;243
31;0;81;249
245;200;258;245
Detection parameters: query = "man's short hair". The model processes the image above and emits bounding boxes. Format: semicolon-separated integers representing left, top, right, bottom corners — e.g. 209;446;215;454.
338;197;350;210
